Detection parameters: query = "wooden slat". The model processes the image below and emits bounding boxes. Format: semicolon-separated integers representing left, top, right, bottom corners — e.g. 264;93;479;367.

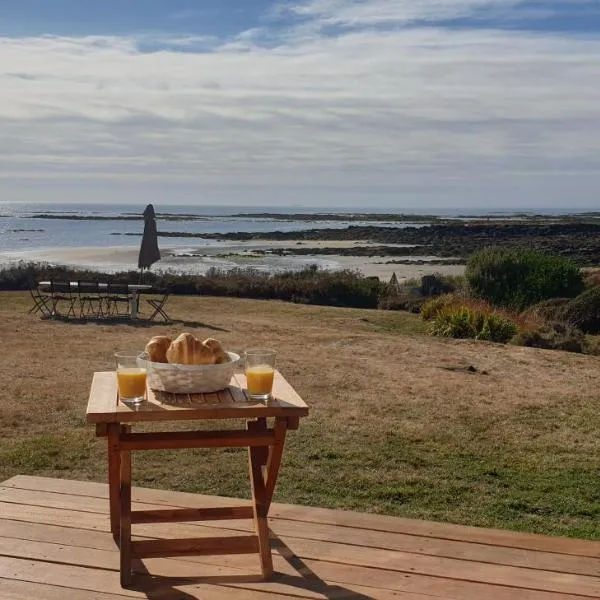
119;429;276;450
87;371;308;423
3;493;600;598
85;372;118;422
0;522;592;600
131;535;259;558
0;557;324;600
0;579;132;600
131;506;254;524
6;475;600;560
0;558;431;600
2;489;599;582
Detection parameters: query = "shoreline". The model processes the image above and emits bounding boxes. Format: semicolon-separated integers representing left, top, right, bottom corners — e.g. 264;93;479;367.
0;241;465;281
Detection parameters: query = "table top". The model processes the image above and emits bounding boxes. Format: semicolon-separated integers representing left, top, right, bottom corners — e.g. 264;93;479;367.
86;370;309;423
38;282;152;291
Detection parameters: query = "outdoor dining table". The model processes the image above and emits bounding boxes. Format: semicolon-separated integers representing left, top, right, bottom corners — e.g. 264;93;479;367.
85;370;308;587
37;281;152;318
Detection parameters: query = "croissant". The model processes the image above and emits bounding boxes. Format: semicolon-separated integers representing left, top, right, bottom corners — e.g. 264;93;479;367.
203;338;230;364
145;336;172;363
166;333;215;365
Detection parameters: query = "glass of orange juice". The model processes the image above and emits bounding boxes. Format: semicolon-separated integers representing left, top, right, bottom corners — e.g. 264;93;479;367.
245;349;276;401
115;352;147;406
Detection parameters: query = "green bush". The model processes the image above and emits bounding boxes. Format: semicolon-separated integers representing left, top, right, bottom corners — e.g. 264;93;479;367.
429;308;518;343
511;323;586;353
465;247;584;310
0;261;381;309
563;286;600;334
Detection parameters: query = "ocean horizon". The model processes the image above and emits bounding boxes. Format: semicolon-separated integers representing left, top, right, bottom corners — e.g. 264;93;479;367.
0;202;596;278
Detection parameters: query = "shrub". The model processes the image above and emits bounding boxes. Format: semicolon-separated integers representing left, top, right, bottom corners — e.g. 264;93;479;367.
511;323;586;353
563;286;600;334
379;274;466;313
583;269;600;288
429;307;518;343
585;335;600;356
1;261;381;309
520;297;571;324
421;295;452;320
465;247;584;310
421;294;500;321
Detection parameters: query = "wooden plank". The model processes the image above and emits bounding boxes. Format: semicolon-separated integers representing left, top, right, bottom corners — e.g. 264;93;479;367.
87;371;308;422
131;506;254;524
95;423;108;437
0;558;437;600
131;535;259;558
85;372;118;422
6;476;600;562
0;519;594;600
0;579;132;600
3;493;600;598
3;488;599;582
0;557;324;600
119;429;276;450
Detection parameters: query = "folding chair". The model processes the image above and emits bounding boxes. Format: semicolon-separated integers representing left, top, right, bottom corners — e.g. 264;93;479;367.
105;282;132;318
49;280;77;318
77;281;103;319
29;285;52;317
146;289;171;322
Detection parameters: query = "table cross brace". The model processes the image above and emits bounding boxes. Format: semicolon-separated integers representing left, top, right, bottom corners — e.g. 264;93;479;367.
102;417;290;586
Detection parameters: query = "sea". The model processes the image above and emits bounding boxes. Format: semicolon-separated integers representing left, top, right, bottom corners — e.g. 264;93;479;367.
0;202;591;276
0;202;423;274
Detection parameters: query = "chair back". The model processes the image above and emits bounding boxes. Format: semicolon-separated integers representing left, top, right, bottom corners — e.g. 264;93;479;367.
107;282;130;295
50;280;73;294
77;281;100;294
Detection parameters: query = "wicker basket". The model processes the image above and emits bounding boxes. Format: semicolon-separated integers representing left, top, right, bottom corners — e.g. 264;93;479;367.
138;352;240;394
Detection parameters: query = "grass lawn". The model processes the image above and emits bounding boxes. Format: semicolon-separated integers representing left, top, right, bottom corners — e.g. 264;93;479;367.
1;291;599;540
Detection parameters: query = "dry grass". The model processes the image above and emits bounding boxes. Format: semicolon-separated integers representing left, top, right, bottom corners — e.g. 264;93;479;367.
1;292;599;539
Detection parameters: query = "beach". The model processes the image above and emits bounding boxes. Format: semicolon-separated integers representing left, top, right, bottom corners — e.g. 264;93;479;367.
2;239;465;281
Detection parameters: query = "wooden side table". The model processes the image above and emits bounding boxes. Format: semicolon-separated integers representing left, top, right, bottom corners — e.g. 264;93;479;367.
86;370;308;587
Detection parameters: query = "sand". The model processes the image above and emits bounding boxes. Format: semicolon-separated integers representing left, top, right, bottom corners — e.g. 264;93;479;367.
1;240;464;282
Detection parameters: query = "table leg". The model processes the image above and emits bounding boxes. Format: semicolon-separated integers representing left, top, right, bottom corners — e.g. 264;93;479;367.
107;424;121;542
265;418;288;509
247;417;289;579
248;445;273;579
130;291;139;319
120;425;132;587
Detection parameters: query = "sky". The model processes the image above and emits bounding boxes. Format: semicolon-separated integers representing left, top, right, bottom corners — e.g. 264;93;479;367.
0;1;599;210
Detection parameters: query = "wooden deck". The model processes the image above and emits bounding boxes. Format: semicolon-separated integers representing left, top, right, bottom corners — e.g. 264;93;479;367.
0;476;599;599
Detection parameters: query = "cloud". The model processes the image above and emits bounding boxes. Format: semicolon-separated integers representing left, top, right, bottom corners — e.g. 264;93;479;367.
275;0;527;28
0;1;599;207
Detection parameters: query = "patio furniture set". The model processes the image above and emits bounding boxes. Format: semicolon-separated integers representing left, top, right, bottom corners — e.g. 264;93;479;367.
30;280;170;321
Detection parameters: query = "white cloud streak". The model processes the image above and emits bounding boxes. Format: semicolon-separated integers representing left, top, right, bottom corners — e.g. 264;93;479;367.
0;0;599;207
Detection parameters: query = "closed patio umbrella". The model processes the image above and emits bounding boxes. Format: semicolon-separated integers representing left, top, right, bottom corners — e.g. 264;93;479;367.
138;204;160;280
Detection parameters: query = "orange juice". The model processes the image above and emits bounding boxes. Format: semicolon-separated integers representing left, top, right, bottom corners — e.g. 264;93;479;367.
246;366;274;397
117;368;147;399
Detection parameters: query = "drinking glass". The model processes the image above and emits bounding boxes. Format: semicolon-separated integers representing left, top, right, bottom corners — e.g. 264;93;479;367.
115;352;147;405
245;349;276;401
